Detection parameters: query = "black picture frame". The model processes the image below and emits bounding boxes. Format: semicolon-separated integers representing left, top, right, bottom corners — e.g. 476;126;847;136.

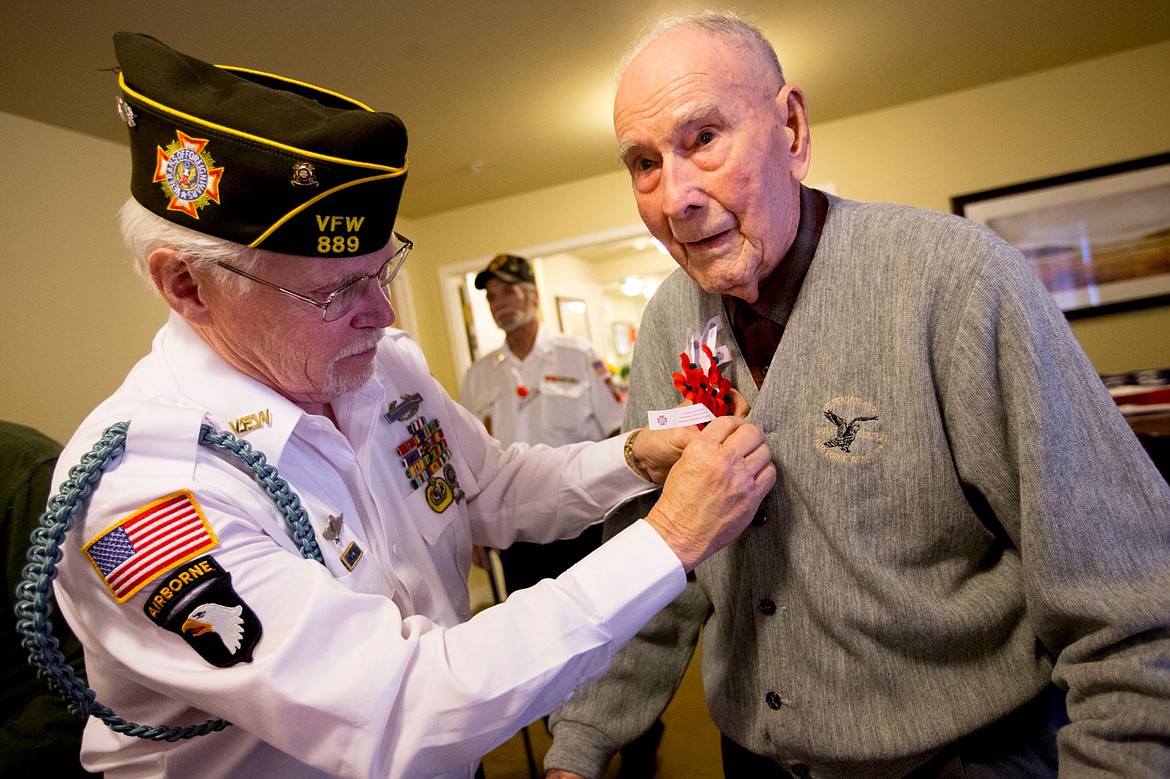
952;152;1170;319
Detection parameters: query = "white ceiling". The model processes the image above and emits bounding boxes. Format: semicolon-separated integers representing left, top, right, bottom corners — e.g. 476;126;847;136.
4;1;1170;219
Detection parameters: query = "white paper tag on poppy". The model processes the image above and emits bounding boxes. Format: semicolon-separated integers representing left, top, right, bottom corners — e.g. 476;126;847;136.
647;404;716;430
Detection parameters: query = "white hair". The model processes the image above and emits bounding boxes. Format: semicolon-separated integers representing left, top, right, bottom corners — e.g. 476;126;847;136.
616;9;785;85
117;198;273;296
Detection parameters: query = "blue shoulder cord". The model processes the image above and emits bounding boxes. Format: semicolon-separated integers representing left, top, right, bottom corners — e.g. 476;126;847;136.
14;420;324;741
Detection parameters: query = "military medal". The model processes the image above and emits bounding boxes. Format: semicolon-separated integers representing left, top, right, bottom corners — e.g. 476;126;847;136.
425;474;454;512
511;367;530;399
152;131;224;219
384;392;423;424
393;411;465;513
323;513;343;543
322;513;363;571
339;541;364;571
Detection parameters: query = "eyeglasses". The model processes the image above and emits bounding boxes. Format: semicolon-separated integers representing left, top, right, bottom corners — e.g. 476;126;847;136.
216;232;413;322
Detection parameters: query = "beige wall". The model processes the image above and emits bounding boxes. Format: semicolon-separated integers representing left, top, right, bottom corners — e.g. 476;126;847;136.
3;40;1169;444
1;115;165;444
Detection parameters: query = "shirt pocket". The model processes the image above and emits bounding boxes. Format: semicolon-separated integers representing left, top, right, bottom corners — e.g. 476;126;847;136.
538;377;590;430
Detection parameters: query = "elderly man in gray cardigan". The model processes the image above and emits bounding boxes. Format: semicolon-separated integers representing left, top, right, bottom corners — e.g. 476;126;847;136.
544;11;1170;779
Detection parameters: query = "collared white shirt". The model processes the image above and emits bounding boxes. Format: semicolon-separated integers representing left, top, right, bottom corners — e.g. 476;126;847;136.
460;325;625;447
51;312;678;779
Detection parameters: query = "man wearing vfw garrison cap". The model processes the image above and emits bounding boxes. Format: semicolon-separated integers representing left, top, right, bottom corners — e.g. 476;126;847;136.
44;32;774;779
113;31;408;259
463;253;624;449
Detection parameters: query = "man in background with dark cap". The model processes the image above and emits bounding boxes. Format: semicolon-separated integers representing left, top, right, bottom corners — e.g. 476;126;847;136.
37;32;775;778
463;254;625;453
460;253;625;593
461;254;666;777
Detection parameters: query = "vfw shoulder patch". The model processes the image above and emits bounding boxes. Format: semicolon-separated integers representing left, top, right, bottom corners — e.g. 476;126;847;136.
84;490;218;603
145;555;262;668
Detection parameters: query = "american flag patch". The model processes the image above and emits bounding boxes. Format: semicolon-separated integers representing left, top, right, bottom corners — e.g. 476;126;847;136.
84;490;218;603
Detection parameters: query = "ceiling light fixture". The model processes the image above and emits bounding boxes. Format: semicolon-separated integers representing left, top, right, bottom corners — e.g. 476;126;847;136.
620;277;644;297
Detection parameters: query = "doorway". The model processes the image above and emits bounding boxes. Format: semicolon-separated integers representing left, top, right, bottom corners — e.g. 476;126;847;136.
442;227;678;399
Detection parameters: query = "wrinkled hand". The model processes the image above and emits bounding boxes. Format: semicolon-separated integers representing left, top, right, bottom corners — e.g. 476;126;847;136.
631;388;749;483
545;772;587;779
644;415;775;571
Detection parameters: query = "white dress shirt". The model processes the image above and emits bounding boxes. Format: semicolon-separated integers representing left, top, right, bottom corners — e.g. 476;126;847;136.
51;312;679;779
460;326;625;447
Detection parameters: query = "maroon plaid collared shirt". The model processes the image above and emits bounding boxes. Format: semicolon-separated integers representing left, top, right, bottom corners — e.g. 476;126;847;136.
723;186;829;388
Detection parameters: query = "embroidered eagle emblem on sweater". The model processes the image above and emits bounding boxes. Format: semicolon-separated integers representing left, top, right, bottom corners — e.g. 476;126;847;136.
815;397;886;464
822;410;879;453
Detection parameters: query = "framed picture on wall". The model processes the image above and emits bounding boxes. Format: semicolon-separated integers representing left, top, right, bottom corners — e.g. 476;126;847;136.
556;296;591;340
952;151;1170;319
612;321;634;356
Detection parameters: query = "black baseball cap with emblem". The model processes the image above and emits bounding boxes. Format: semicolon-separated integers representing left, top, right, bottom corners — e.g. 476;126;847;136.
474;254;536;289
113;32;408;258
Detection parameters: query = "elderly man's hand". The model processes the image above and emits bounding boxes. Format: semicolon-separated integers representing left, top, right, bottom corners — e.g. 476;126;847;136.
629;388;749;483
644;415;774;572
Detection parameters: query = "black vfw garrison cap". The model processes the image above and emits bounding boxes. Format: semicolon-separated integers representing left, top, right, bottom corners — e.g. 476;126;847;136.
113;32;408;258
474;254;536;289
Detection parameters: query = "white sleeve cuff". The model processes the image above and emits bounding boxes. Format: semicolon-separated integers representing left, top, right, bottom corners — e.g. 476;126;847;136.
557;518;685;646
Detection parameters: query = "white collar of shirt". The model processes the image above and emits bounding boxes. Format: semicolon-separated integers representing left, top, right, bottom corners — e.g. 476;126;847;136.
156;312;388;468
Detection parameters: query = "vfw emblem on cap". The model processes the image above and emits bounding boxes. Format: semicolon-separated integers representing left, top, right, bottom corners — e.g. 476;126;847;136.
153;131;224;218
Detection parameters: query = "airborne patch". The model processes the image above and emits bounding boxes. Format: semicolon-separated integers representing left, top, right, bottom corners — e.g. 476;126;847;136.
145;555;261;668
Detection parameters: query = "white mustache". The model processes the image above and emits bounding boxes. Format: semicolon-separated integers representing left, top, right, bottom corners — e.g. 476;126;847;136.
337;332;384;359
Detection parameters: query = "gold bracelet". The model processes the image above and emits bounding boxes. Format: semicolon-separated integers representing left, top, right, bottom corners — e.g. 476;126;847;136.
623;428;651;482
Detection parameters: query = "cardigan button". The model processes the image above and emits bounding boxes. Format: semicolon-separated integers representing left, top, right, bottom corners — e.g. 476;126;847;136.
765;691;783;709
